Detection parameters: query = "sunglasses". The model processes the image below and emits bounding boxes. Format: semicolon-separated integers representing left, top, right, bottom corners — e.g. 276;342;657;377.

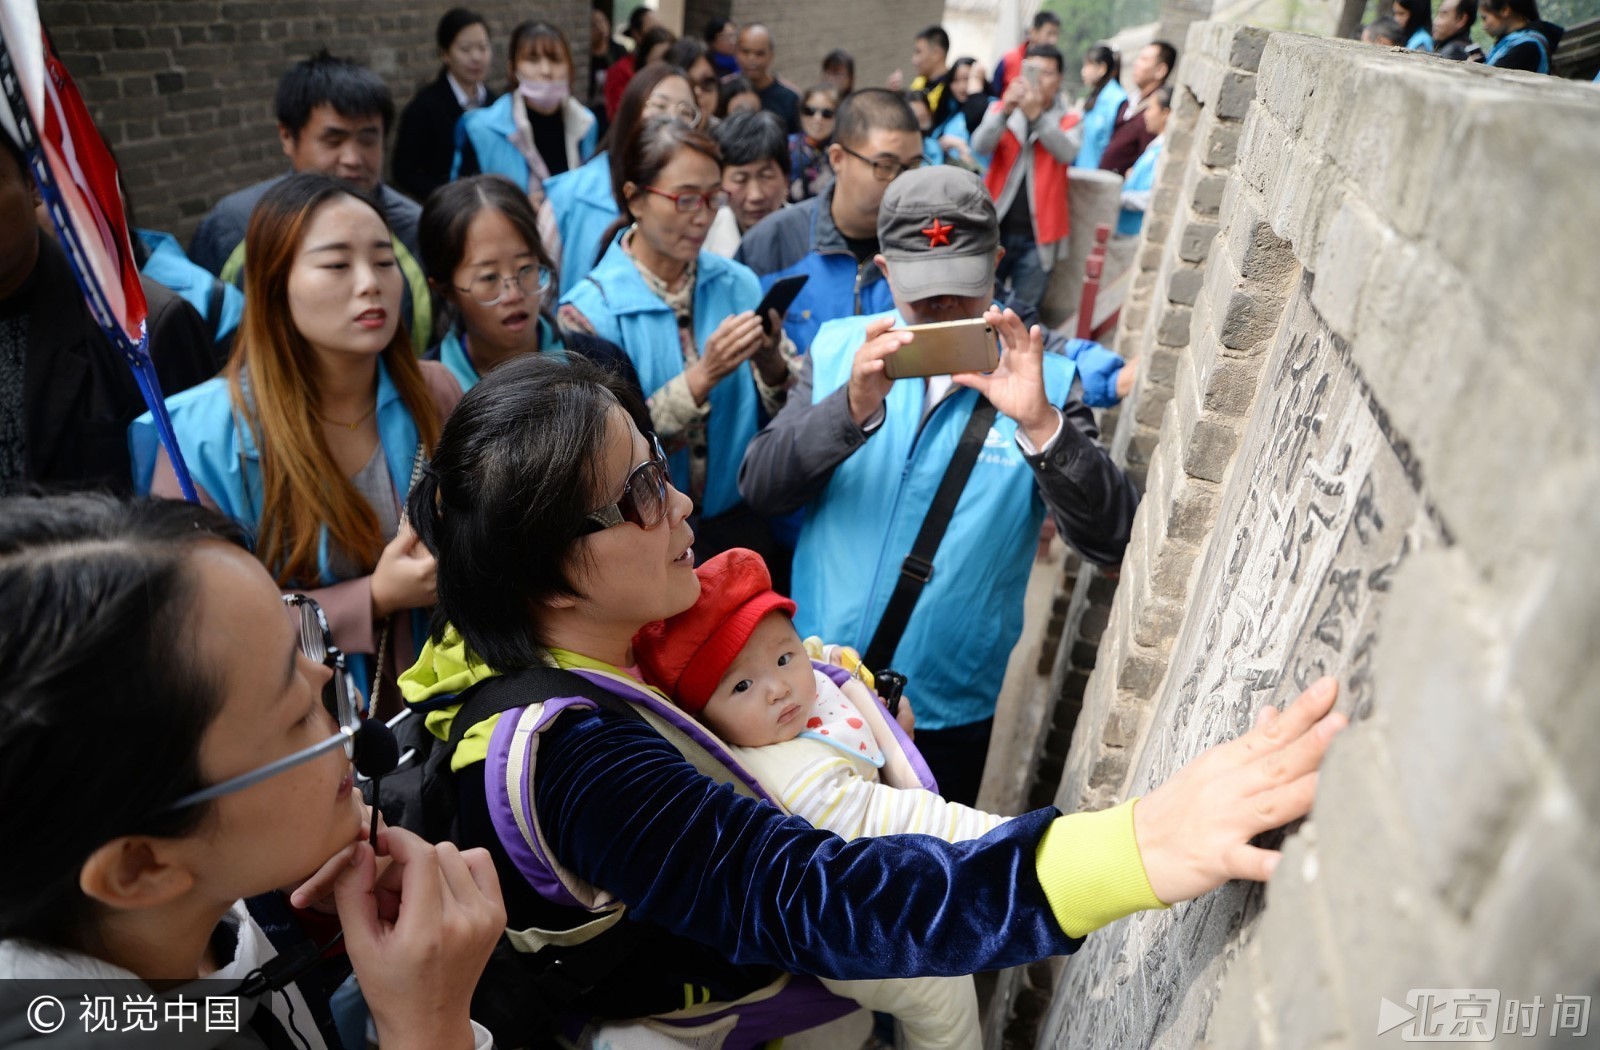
167;595;362;811
802;105;837;119
581;433;671;534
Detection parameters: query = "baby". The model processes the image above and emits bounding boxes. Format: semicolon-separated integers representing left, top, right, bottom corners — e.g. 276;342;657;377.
634;548;1008;1050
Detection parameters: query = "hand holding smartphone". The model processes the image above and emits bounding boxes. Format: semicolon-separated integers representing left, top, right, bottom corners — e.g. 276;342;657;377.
754;275;809;335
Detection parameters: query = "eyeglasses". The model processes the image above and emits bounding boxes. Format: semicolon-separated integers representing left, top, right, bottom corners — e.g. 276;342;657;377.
838;143;923;183
691;77;720;93
455;263;552;307
801;105;837;119
167;595;362;811
641;185;730;214
581;433;670;534
643;96;703;125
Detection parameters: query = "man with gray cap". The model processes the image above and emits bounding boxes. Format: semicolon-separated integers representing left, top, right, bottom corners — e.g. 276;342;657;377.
739;166;1138;804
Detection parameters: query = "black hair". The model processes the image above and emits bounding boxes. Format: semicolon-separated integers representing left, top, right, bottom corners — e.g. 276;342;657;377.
664;36;712;75
1393;0;1433;33
1;129;30;186
418;175;558;338
0;494;249;950
822;48;855;75
704;18;734;42
1482;0;1536;17
916;26;950;54
833;87;919;149
1152;84;1175;110
436;7;487;52
509;20;578;85
1083;44;1121;108
1033;10;1063;30
274;50;395;138
409;354;652;670
612;114;721;222
626;5;655;39
714;110;790;174
716;75;759;118
1447;0;1480;26
635;25;679;67
1149;40;1178;80
1365;17;1406;43
1025;42;1066;74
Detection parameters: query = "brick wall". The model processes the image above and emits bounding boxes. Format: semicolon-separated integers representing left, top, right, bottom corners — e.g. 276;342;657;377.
1027;23;1600;1049
36;0;589;243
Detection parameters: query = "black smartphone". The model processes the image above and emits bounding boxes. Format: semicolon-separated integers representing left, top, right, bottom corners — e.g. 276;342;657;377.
754;275;809;334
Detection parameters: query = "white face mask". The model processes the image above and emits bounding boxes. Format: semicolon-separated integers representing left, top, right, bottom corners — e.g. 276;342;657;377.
518;78;570;110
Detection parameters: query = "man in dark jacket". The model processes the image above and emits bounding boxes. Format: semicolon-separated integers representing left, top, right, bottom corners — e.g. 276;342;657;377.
1433;0;1487;61
1099;41;1175;176
0;136;215;496
735;89;924;354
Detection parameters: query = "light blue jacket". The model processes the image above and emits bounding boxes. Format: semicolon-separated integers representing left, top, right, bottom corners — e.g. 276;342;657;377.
1073;79;1127;170
428;317;566;392
790;310;1079;730
1406;27;1435;51
1117;136;1164;237
546;152;619;296
127;361;433;694
560;235;764;518
137;229;243;350
451;93;600;187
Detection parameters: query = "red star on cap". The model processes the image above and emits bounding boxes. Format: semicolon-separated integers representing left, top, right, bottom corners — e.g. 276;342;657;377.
921;217;954;248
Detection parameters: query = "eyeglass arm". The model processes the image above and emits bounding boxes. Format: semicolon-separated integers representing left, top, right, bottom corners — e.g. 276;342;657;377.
167;727;355;811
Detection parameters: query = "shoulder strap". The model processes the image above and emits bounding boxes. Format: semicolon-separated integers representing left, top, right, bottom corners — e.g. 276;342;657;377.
863;395;998;672
447;667;642;749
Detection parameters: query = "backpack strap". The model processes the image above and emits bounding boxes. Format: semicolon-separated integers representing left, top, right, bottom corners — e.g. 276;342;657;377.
446;666;642;751
863;395;998;671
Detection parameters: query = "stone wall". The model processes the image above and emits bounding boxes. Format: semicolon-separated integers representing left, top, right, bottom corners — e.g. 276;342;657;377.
1035;23;1600;1050
36;0;590;243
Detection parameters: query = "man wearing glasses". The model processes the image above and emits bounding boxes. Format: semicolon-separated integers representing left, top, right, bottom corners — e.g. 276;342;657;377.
735;89;925;355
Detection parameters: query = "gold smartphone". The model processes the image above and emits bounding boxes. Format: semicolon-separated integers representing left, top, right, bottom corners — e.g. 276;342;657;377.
884;318;1000;379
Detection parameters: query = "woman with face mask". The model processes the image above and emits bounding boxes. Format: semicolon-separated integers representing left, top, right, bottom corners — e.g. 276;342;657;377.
453;21;600;209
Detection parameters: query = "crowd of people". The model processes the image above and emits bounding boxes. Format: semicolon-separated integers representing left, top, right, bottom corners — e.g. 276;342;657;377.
1360;0;1574;72
1;3;1455;1046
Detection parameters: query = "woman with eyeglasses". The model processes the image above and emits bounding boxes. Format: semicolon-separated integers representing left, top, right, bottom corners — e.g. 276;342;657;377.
395;351;1346;1045
418;174;643;400
558;116;793;566
131;174;462;715
789;85;838;202
663;37;722;127
452;21;600;209
0;493;504;1049
545;63;705;297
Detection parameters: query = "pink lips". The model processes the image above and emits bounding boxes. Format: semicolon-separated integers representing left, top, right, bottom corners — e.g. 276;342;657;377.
777;703;800;725
355;308;387;330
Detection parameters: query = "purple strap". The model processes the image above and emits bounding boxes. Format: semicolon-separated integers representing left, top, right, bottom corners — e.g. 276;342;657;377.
650;976;859;1049
815;662;938;793
484;696;598;909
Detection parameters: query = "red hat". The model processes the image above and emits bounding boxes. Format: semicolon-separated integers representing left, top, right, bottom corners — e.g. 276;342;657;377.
633;548;797;713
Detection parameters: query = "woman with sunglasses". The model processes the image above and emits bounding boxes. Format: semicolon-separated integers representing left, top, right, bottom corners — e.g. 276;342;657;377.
419;174;643;400
545;63;705;297
399;352;1346;1044
0;493;503;1049
131;174;461;715
558;117;793;565
788;85;838;202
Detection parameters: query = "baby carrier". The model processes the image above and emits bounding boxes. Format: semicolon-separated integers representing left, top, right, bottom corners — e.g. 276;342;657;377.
378;650;937;1050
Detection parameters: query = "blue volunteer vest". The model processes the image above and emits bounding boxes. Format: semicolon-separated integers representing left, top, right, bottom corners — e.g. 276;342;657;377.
1072;79;1127;170
429;317;567;392
790;310;1078;730
451;93;601;187
547;152;620;295
1488;27;1552;72
127;360;432;696
1117;137;1164;237
559;234;763;518
762;229;896;355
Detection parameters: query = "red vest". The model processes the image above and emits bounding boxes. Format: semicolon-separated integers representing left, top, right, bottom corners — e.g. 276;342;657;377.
983;104;1079;247
994;42;1028;97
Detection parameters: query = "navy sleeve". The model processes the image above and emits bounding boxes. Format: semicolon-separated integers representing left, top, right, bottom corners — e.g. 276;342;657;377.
534;708;1083;981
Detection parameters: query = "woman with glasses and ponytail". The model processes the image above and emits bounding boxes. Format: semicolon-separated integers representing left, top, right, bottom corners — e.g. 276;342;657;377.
558;116;795;566
0;493;504;1049
391;350;1346;1046
419;174;643;400
131;173;462;716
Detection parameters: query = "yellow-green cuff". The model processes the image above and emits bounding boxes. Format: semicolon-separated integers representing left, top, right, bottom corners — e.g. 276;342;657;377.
1035;798;1169;939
